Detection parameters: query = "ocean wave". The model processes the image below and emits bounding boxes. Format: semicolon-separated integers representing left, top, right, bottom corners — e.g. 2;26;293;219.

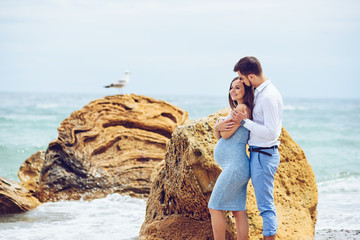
316;191;360;231
0;114;57;122
0;194;146;240
36;103;59;109
318;173;360;193
283;105;307;111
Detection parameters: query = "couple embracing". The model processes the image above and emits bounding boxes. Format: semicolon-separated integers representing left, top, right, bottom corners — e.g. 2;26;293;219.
208;56;283;240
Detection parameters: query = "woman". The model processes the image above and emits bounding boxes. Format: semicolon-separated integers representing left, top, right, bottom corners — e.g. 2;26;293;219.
208;77;254;240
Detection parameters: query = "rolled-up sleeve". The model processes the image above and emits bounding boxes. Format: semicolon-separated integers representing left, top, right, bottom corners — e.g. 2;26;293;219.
243;95;282;141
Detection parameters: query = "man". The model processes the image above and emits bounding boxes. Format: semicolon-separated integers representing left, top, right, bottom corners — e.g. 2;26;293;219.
231;56;283;239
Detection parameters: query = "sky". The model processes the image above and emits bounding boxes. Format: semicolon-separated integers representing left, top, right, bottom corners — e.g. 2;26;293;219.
0;0;359;99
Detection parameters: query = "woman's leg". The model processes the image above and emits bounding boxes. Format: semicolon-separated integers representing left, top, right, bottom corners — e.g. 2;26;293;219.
209;208;226;240
232;211;249;240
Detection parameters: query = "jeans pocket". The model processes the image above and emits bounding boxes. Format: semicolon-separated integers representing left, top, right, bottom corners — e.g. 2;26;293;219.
268;153;280;176
258;151;279;176
257;152;264;169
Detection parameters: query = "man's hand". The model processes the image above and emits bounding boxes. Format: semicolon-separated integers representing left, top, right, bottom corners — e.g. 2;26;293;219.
231;108;247;124
216;118;236;131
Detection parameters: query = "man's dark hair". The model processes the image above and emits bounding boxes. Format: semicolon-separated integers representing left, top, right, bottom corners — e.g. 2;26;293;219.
233;56;263;76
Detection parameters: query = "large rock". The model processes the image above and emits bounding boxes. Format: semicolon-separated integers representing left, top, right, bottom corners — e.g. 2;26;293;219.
139;109;318;240
248;128;318;239
35;94;188;202
0;177;40;214
18;150;45;194
0;151;44;214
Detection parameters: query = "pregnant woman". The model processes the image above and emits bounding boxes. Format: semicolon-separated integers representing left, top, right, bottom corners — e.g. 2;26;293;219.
208;77;254;240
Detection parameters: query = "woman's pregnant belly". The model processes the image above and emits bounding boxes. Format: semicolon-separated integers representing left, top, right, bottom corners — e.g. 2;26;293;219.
213;138;248;169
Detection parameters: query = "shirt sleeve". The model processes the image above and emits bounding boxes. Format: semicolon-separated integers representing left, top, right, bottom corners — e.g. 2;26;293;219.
243;95;282;141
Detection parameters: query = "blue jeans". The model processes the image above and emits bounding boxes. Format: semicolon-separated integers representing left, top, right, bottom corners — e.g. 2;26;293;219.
249;146;280;236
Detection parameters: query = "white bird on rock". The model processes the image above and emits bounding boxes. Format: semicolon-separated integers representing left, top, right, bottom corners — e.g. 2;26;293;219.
104;71;131;94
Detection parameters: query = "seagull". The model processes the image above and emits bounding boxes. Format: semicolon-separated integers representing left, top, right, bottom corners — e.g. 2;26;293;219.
104;71;131;94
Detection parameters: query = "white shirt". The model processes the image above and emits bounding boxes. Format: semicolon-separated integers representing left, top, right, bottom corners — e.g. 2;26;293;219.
243;79;283;147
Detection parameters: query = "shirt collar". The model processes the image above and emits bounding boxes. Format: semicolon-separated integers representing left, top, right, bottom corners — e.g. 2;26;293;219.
255;79;271;94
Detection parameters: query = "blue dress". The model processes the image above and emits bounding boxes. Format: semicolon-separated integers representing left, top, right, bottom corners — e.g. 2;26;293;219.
208;116;250;211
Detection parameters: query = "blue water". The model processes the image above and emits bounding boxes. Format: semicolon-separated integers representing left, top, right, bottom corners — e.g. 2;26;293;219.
0;92;359;239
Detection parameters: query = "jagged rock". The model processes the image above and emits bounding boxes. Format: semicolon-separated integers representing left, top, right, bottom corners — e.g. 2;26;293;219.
0;177;40;214
35;94;188;202
139;109;318;240
18;150;45;194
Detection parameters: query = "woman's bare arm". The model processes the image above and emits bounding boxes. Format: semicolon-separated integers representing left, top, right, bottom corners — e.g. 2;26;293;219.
214;117;236;139
220;105;249;139
220;122;240;139
214;118;222;140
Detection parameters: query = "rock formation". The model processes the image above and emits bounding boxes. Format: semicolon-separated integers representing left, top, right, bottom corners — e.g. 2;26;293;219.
18;150;45;194
139;109;318;240
33;94;188;202
0;177;40;214
0;151;44;215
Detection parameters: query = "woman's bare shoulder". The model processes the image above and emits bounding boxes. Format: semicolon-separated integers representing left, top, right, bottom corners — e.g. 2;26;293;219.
235;104;247;111
235;104;250;118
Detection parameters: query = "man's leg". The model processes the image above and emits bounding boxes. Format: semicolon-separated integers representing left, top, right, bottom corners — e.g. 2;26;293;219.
264;236;276;240
250;148;280;237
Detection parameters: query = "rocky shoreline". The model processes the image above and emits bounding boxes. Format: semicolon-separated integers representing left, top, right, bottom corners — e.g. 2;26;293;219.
1;94;188;212
315;229;360;239
0;94;319;239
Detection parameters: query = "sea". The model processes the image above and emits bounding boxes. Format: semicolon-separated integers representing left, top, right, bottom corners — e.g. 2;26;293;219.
0;92;359;240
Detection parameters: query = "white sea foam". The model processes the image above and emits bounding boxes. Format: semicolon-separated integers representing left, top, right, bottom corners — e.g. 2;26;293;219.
318;174;360;193
315;174;360;232
0;194;147;240
316;191;360;231
1;114;57;121
283;105;307;111
36;103;59;109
